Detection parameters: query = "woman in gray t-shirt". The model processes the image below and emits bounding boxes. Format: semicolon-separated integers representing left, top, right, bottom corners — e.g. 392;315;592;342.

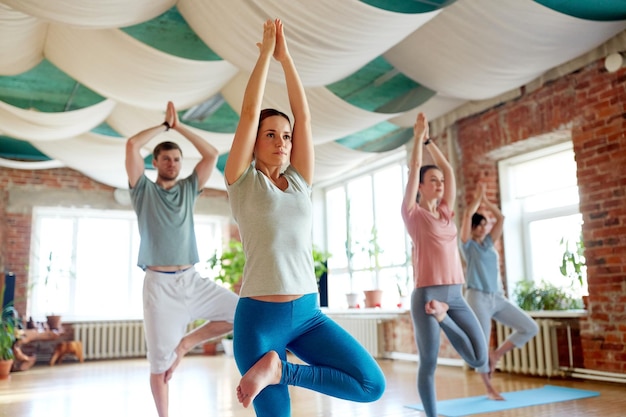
224;19;385;417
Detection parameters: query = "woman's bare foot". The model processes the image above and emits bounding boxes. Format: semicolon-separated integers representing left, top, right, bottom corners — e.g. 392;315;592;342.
480;372;505;400
237;351;282;408
425;299;449;322
486;387;505;401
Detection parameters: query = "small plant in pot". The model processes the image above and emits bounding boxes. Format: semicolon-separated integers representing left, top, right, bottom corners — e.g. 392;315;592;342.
362;227;383;308
0;285;18;379
513;279;583;311
37;251;73;330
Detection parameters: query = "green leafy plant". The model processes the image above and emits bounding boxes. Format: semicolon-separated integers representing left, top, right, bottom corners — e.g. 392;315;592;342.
560;233;586;288
312;246;331;282
513;279;583;311
207;240;246;291
208;240;332;292
0;285;18;361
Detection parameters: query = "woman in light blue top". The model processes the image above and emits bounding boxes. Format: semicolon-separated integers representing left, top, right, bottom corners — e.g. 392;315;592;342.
223;19;385;417
460;184;538;400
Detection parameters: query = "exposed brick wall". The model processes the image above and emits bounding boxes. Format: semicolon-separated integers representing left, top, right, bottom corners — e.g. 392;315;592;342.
456;59;626;374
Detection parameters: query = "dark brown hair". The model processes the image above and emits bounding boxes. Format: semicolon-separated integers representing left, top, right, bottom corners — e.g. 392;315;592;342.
472;213;486;229
153;141;182;160
259;108;291;131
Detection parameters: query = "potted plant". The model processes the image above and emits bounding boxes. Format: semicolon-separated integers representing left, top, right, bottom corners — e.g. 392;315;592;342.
0;284;18;379
312;245;331;307
207;240;245;294
38;251;73;330
513;279;583;311
363;227;383;308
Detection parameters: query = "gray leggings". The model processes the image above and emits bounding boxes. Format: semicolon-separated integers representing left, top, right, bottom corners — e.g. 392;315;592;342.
465;288;539;373
411;284;488;417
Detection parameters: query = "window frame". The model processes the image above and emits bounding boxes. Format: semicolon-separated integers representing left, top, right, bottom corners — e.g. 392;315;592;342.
498;141;584;293
315;150;413;308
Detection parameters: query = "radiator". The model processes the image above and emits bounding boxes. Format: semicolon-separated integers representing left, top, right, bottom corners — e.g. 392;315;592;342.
74;320;146;360
495;318;559;377
332;317;382;358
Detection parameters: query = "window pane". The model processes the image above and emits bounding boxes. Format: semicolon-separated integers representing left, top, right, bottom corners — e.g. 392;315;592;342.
75;217;141;320
523;185;579;212
31;217;75;318
528;213;582;288
327;272;352;309
373;165;407;267
351;270;376;297
326;187;348;270
512;149;577;198
347;177;373;270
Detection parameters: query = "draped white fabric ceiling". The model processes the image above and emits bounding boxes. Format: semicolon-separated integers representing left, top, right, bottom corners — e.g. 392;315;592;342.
1;0;625;190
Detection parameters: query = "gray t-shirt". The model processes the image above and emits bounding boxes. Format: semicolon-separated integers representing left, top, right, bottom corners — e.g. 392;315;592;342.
226;164;318;297
130;172;200;269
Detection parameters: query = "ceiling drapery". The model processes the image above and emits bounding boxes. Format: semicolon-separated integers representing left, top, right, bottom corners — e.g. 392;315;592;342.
1;0;625;190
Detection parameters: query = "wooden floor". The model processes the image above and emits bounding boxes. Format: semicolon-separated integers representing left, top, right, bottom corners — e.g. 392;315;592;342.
1;354;624;417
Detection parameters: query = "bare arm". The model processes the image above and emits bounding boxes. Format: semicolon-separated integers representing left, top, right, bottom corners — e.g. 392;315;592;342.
425;138;456;209
274;19;313;184
460;184;484;243
482;191;505;242
125;109;171;188
402;112;429;212
224;19;275;185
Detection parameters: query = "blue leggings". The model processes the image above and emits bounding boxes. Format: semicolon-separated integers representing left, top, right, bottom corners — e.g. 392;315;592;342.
411;285;488;417
234;294;386;417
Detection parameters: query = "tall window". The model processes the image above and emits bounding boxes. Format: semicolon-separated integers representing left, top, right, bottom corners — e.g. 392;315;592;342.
28;207;224;321
322;153;412;309
499;142;586;297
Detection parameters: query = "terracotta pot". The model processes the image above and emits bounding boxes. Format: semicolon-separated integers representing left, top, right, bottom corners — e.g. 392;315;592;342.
46;315;62;330
364;289;383;308
203;342;218;356
0;359;13;380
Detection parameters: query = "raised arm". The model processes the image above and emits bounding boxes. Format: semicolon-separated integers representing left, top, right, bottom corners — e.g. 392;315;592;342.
274;18;313;184
125;103;173;188
460;184;484;243
482;191;505;242
167;101;219;191
402;112;429;212
424;137;456;209
224;20;276;185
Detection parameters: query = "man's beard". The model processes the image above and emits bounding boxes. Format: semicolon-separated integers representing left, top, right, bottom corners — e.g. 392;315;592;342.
158;171;178;181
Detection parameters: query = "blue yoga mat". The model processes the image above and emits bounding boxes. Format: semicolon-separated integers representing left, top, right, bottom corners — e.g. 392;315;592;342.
405;384;599;416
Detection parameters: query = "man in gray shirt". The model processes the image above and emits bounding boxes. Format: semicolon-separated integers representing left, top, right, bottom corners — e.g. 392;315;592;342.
126;101;238;417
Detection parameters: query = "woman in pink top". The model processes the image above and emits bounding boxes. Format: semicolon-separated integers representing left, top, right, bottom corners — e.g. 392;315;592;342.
401;112;488;417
